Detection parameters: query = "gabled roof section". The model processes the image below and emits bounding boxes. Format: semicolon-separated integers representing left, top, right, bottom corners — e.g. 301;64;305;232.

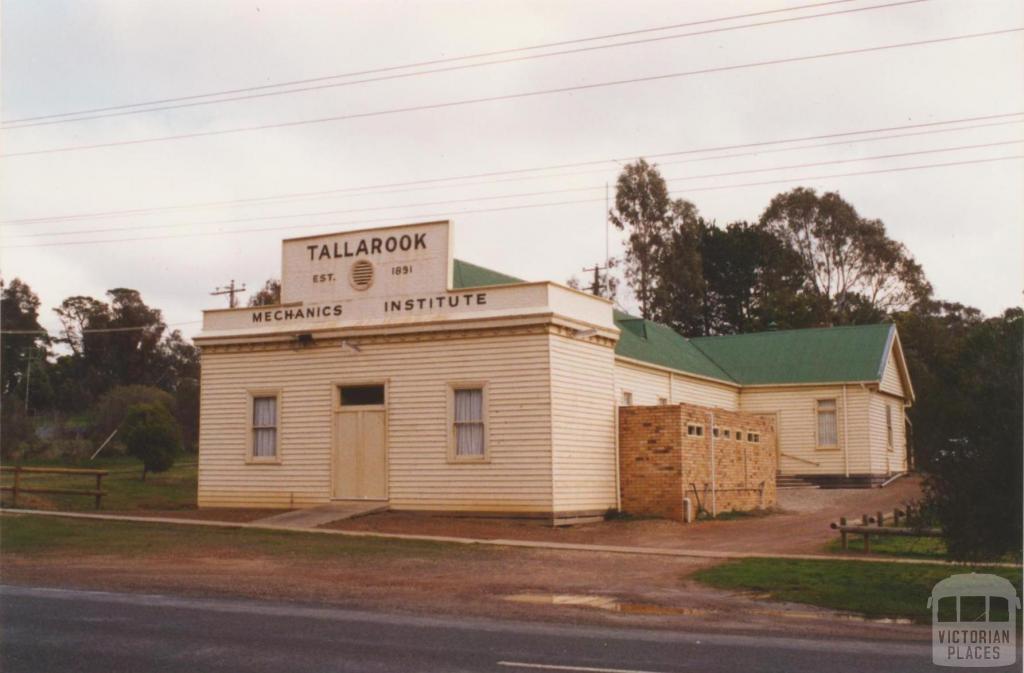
447;260;908;393
691;323;896;386
885;329;916;402
614;310;736;384
452;259;524;288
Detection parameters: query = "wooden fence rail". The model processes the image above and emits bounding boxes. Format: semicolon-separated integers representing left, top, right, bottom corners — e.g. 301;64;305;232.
829;508;941;551
0;465;109;509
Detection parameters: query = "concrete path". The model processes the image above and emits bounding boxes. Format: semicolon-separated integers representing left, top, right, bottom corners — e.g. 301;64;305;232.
251;501;387;528
4;508;1019;568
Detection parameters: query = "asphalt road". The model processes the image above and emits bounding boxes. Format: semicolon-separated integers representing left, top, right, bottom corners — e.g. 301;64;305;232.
1;585;948;672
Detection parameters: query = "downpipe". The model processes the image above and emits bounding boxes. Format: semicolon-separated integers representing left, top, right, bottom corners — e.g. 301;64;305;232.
708;410;717;518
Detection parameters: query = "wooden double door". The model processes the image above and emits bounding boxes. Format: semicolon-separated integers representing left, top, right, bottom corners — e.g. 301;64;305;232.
333;385;387;500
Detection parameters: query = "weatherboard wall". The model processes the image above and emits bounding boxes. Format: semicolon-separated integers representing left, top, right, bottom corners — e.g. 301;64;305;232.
549;333;619;514
869;391;908;475
198;328;556;512
613;359;739;410
738;384;874;476
879;346;906;398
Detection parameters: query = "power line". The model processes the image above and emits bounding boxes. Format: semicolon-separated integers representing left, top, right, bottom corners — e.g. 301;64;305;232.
4;27;1018;159
0;321;202;336
6;111;1020;226
666;138;1022;181
2;0;928;130
7;154;1020;250
1;0;869;126
680;153;1024;193
6;137;1018;241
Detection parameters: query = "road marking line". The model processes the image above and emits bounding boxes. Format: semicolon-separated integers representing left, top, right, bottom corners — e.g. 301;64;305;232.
497;661;670;673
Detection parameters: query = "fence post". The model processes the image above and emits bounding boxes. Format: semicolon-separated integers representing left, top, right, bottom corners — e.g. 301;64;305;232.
95;473;102;510
864;531;871;553
12;465;21;508
876;511;883;527
840;516;848;550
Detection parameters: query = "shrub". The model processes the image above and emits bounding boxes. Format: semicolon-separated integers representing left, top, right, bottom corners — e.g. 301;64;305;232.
173;378;199;453
0;396;36;459
90;385;175;451
122;403;180;480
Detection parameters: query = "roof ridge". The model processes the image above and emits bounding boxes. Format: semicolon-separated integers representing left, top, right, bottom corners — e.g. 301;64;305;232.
691;322;892;341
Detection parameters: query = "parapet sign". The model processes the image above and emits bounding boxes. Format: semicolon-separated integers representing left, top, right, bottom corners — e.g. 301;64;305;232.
280;221;453;305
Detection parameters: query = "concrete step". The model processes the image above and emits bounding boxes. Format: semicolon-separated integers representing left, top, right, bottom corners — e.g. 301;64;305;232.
252;501;388;528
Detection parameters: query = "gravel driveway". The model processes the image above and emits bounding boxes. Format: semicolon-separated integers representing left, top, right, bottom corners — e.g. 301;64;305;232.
325;475;924;555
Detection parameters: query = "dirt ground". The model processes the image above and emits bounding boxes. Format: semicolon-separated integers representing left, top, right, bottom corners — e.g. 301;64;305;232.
0;479;930;640
322;476;923;554
0;533;929;642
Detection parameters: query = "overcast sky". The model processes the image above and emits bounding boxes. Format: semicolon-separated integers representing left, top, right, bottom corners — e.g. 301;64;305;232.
2;0;1022;338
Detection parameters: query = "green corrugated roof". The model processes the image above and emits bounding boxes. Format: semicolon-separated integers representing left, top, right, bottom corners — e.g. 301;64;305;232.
614;310;735;383
450;259;895;386
691;323;895;385
452;259;524;288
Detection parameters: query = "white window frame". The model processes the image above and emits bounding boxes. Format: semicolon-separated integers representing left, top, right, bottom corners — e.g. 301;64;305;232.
621;390;633;407
686;423;704;437
447;382;489;463
748;431;761;444
247;389;282;464
816;398;839;450
657;396;668;405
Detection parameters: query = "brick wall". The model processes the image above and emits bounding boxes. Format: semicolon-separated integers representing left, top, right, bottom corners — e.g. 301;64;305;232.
619;403;777;521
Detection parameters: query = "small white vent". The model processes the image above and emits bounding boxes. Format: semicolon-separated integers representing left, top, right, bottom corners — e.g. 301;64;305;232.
349;260;374;291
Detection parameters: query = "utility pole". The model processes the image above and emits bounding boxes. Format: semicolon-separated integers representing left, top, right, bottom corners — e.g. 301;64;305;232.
21;345;39;414
605;181;610;264
581;262;610;297
211;280;247;308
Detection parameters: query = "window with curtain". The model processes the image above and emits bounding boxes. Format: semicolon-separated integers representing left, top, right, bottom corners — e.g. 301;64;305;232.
886;405;894;450
453;388;485;458
252;396;278;458
817;399;838;447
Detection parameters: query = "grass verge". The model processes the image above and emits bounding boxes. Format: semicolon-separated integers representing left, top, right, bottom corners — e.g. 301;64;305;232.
825;534;949;559
693;558;1023;624
0;513;483;560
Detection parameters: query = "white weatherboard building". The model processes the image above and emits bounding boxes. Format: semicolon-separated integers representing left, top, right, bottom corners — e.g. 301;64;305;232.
195;220;914;520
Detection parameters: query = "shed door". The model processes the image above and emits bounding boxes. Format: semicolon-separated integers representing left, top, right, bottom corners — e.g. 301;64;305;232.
333;385;387;500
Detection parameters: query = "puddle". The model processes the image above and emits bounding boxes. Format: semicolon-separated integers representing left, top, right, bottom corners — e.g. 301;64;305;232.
503;593;711;616
747;607;912;624
503;593;912;624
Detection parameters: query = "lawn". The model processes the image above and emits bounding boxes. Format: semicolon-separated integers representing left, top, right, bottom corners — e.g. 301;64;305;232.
693;558;1023;624
826;534;949;559
1;455;197;511
0;513;480;560
825;533;1023;564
